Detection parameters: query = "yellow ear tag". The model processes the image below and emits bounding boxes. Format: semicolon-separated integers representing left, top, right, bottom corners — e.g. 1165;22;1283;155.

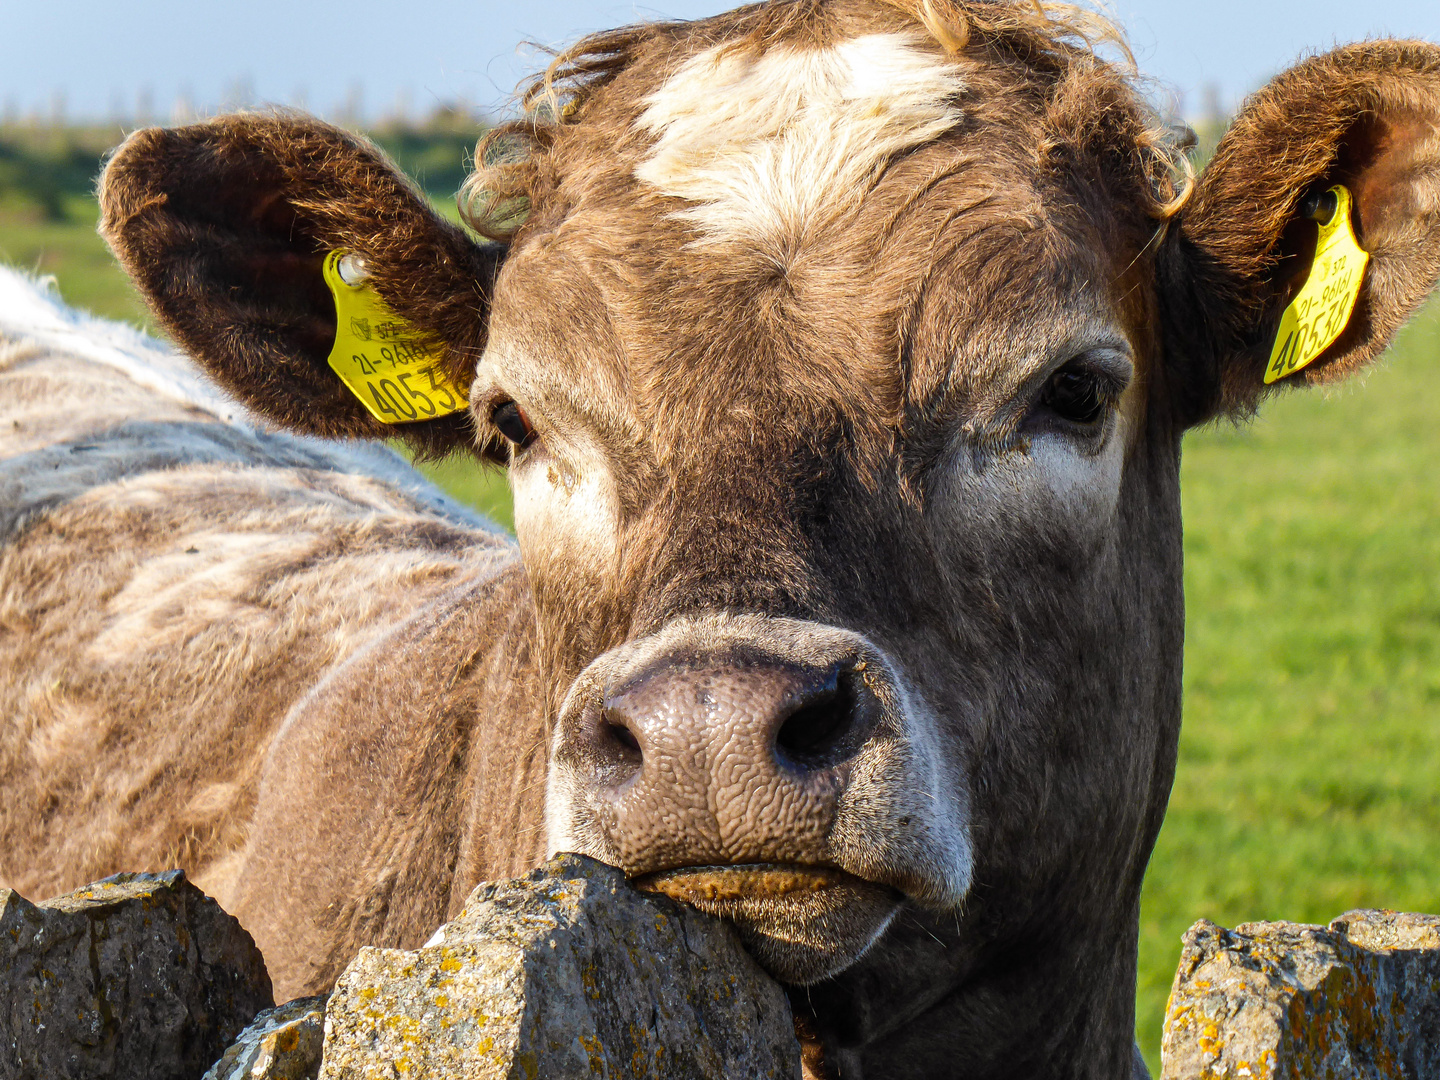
322;250;469;423
1264;184;1369;384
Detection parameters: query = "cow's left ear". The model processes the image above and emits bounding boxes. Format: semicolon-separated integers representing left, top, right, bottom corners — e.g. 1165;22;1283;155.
1162;41;1440;424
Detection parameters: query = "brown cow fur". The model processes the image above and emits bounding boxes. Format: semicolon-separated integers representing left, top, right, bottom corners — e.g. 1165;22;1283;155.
5;2;1440;1078
0;331;546;993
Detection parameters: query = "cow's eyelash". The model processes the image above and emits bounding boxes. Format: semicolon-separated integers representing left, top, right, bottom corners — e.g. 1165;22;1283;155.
1036;364;1123;426
1015;345;1131;433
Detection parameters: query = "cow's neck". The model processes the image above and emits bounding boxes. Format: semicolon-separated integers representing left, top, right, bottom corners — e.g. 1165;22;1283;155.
800;898;1145;1079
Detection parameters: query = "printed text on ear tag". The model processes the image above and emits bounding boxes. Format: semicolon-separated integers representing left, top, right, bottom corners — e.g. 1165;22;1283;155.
322;250;469;422
1264;184;1369;384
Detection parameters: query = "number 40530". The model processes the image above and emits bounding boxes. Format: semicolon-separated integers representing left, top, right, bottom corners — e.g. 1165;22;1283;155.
363;366;460;421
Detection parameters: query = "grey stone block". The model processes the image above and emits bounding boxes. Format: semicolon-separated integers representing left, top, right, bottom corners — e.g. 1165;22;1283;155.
1160;909;1440;1079
202;996;326;1080
0;870;273;1080
319;854;801;1079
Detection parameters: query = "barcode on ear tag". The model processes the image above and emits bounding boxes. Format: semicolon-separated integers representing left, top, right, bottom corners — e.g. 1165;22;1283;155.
1264;185;1369;385
322;250;469;422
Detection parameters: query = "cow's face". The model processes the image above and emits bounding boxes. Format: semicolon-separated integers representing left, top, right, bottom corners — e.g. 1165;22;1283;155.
100;0;1440;1026
475;36;1168;974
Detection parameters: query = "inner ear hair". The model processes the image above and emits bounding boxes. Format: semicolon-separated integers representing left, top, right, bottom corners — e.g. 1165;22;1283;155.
1166;40;1440;422
100;111;505;458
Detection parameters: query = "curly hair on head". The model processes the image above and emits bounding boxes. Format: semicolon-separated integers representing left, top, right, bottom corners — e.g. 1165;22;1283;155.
459;0;1194;243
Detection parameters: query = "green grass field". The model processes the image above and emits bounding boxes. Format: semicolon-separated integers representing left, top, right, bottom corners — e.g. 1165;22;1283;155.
1137;296;1440;1066
3;194;1436;1072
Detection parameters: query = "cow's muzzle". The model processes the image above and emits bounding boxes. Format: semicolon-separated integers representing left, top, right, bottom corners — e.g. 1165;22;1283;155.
546;615;973;984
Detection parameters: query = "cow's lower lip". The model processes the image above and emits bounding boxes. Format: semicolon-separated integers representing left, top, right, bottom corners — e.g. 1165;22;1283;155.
633;863;902;985
633;863;862;902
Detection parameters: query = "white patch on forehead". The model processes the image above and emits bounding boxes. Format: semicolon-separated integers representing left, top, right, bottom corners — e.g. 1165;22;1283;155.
635;32;966;245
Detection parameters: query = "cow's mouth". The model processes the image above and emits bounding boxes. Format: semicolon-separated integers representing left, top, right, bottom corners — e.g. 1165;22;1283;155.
633;863;902;984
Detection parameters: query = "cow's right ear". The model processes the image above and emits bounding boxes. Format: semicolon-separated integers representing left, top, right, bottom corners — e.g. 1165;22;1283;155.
99;112;504;458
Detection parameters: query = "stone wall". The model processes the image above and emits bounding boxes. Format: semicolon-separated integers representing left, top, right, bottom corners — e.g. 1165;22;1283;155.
5;863;1439;1079
3;857;799;1080
316;856;799;1080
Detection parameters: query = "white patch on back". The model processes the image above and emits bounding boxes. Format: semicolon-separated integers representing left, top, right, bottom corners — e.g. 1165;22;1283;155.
0;267;245;423
635;32;966;245
0;268;498;531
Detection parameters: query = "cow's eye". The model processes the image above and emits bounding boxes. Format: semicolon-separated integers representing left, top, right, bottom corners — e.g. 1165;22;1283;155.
1039;366;1109;426
490;399;536;448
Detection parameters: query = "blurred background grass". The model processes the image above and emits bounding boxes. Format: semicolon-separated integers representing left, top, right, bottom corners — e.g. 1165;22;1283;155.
2;118;1436;1071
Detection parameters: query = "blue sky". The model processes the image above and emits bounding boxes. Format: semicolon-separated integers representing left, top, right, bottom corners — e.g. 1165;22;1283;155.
4;0;1438;124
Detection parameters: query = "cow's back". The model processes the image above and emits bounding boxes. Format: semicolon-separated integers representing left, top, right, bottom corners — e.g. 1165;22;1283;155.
0;271;538;951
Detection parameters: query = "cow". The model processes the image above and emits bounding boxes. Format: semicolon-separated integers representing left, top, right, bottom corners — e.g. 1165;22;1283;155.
2;0;1439;1075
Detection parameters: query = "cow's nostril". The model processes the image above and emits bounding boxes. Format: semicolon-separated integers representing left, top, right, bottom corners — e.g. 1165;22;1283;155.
775;670;864;771
602;717;642;760
587;707;643;789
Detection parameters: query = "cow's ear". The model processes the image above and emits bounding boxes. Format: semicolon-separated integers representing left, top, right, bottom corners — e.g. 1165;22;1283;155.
99;112;504;458
1162;41;1440;424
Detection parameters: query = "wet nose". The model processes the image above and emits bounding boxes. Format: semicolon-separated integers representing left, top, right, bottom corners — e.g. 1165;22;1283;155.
560;652;880;872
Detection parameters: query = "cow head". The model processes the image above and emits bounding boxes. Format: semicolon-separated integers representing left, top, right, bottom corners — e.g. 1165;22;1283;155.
100;0;1440;1070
